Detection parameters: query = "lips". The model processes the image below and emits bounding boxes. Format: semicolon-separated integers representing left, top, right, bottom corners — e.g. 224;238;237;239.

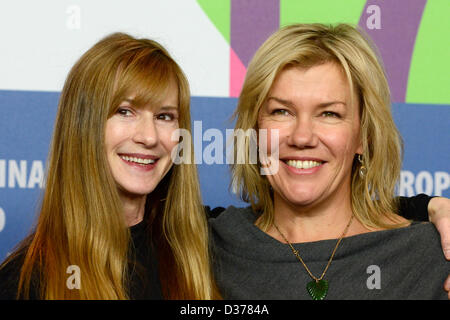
118;153;159;168
281;157;325;172
285;159;322;169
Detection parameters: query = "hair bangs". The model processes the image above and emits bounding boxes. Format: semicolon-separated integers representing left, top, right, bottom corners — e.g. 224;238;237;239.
111;50;178;114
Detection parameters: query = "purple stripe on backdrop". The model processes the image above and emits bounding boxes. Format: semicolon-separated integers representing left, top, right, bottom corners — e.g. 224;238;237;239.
358;0;427;102
230;0;279;67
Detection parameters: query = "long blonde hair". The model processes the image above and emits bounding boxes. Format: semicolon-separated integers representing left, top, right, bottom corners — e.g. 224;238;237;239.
2;32;219;299
232;23;407;231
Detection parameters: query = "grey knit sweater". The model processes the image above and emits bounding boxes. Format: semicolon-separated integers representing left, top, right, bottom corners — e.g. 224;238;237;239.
210;206;449;300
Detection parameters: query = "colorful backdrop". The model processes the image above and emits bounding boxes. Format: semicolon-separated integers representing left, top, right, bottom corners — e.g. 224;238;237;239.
0;0;449;259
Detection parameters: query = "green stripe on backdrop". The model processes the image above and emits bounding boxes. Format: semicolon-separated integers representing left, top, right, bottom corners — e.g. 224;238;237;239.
197;0;231;43
406;0;450;104
280;0;366;26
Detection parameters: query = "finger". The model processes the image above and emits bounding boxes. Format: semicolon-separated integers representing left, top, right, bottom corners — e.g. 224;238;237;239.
445;275;450;291
443;242;450;260
435;218;450;260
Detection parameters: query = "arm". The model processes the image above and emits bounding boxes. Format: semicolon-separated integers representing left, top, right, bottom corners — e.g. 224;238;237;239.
399;195;450;259
428;197;450;299
0;254;23;300
397;195;450;299
427;197;450;260
397;193;431;221
204;206;226;219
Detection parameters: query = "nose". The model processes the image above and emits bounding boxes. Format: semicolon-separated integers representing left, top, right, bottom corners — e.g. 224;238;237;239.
133;114;158;147
287;116;318;149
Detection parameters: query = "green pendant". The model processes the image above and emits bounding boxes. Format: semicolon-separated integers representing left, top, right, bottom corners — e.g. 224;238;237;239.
306;279;329;300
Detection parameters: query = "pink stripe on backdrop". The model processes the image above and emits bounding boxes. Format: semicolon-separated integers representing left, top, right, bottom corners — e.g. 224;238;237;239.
229;47;246;97
230;0;279;97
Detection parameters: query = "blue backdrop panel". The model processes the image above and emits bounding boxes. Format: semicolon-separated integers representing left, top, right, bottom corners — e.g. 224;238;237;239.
0;90;58;258
0;90;449;259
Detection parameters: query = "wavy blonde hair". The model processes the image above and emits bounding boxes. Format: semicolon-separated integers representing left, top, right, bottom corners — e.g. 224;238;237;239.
2;33;219;299
232;23;407;231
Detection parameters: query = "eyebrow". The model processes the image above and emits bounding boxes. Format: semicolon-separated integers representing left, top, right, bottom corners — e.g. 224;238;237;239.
266;96;347;108
266;97;295;107
317;101;347;108
159;105;179;111
122;98;178;110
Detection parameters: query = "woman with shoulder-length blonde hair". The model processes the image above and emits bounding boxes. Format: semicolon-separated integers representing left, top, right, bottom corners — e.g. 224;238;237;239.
0;32;220;299
210;23;449;299
232;23;405;232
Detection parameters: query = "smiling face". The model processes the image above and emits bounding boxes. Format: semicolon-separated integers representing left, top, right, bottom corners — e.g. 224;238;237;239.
258;62;362;210
105;79;180;200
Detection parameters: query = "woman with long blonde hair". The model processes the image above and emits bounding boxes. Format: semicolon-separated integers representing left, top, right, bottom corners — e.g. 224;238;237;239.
0;32;219;299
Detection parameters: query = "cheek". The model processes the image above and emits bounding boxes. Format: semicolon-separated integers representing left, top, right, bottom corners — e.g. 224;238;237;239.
321;127;359;161
258;120;291;155
104;120;126;152
157;125;180;155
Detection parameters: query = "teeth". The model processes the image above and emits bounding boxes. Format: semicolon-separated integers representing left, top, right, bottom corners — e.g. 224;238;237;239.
286;160;322;169
120;155;155;165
